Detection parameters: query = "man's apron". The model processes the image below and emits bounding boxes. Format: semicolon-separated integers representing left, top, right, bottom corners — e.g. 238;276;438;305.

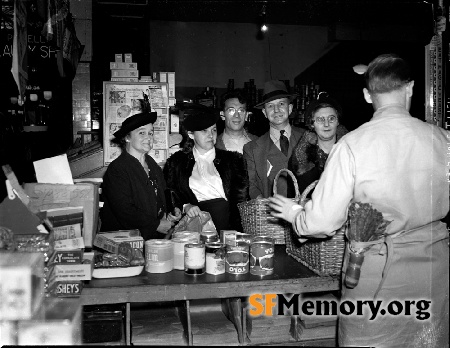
339;221;449;348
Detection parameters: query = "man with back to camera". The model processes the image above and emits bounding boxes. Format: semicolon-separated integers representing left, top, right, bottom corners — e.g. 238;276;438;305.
215;89;258;154
269;53;449;347
243;80;305;199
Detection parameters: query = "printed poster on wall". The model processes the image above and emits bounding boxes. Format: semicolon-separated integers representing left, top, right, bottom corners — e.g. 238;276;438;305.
103;82;169;166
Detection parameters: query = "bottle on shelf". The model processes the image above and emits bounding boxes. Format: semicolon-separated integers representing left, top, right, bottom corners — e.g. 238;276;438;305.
8;97;21;133
195;86;215;108
227;79;234;92
39;90;52;126
17;95;27;126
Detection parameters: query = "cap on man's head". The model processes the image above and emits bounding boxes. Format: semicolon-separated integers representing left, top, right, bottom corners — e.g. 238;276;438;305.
113;111;157;139
254;80;297;109
365;54;412;94
183;105;220;131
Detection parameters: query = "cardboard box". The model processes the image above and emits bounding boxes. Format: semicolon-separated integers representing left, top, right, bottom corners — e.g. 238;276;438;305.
24;183;99;248
46;280;84;297
111;77;139;82
110;62;138;70
0;252;45;320
94;230;144;254
48;249;84;265
158;72;167;83
17;298;82;345
167;72;175;98
53;237;85;250
115;53;123;62
170;114;180;133
111;69;139;78
124;53;133;62
46;252;94;281
53;223;82;241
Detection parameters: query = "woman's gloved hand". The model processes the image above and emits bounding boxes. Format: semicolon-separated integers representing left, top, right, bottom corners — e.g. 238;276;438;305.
156;218;173;234
184;204;201;217
167;207;182;224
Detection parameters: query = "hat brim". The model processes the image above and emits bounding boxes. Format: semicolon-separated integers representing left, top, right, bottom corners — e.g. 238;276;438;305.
254;93;298;109
113;112;157;139
183;111;220;131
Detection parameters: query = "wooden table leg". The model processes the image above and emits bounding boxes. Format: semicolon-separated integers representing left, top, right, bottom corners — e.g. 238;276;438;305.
125;302;131;345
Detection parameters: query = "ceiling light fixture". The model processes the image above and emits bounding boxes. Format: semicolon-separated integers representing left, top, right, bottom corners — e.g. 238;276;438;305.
260;4;268;32
353;64;368;75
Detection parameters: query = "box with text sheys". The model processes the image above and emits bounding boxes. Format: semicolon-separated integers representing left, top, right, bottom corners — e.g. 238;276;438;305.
94;230;144;254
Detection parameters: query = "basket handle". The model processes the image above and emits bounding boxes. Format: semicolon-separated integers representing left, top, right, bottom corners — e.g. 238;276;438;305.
273;168;300;201
299;180;319;207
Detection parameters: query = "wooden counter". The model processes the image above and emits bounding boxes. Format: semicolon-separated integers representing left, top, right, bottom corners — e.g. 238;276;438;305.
80;245;340;345
81;245;340;305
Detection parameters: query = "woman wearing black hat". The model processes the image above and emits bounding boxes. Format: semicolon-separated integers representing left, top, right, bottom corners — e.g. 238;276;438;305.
100;111;178;240
288;95;348;196
163;106;249;232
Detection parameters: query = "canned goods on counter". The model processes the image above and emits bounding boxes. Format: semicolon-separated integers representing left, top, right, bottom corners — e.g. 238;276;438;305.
145;240;173;273
236;232;253;245
173;231;200;242
184;243;205;275
200;231;219;244
205;242;226;275
220;230;237;244
250;236;275;276
172;236;198;270
225;242;249;275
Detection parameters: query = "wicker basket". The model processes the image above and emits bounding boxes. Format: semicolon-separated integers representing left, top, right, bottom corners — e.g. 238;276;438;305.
285;180;346;277
238;169;300;244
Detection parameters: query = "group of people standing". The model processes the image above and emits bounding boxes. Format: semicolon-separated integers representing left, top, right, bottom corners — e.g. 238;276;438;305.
99;53;448;347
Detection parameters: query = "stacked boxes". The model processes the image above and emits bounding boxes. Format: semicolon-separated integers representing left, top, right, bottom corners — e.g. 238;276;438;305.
111;53;139;82
43;206;94;297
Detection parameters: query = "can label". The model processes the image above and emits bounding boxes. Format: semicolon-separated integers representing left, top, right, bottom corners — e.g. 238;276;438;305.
184;243;205;275
250;241;274;276
205;243;226;275
226;242;249;274
145;240;173;273
172;236;198;270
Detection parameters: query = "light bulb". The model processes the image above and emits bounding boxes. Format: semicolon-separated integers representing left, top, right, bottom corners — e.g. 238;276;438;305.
261;24;268;32
353;64;368;75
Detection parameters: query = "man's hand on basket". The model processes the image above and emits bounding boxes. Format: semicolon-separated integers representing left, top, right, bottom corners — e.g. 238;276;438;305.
269;194;303;224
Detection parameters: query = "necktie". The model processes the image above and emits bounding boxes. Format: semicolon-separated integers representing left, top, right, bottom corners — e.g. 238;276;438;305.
280;130;289;157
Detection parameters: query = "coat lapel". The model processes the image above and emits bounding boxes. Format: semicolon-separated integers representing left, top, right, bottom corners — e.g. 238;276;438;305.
254;133;272;197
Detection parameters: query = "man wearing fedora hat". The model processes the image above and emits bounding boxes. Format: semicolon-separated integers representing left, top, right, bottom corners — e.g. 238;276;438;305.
243;80;306;199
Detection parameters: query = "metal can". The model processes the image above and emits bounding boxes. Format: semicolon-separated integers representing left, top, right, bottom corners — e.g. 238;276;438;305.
184;243;205;275
250;236;275;276
205;242;226;275
236;232;253;245
144;240;173;273
200;231;219;244
225;242;249;275
172;236;198;270
173;231;200;242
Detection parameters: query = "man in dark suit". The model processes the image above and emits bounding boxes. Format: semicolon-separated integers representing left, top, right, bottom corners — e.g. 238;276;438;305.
243;80;306;199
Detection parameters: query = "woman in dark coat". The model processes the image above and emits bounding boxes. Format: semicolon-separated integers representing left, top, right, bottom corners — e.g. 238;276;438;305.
101;111;179;240
164;106;248;232
288;95;348;196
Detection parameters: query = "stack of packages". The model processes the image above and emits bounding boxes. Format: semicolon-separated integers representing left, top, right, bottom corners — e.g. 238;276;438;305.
45;206;94;298
0;165;84;345
111;53;139;82
92;230;145;276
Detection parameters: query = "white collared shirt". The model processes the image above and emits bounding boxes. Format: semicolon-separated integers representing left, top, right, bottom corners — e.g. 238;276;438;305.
222;130;252;154
189;147;227;202
269;124;292;151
